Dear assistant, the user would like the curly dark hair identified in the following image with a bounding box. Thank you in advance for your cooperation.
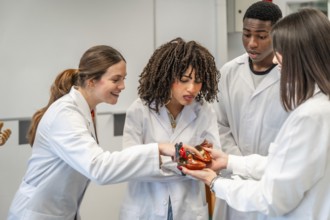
[244,1,282,25]
[138,37,220,113]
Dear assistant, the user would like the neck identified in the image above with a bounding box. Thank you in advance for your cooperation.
[77,86,96,110]
[165,102,183,119]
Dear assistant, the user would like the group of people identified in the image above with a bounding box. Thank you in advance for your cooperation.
[7,1,330,220]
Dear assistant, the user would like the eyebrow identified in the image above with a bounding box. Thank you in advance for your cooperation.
[243,28,269,33]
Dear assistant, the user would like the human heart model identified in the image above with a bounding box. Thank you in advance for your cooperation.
[175,140,212,170]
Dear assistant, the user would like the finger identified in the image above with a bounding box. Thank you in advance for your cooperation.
[203,147,212,152]
[0,129,11,145]
[183,145,203,157]
[180,166,191,176]
[3,129,11,138]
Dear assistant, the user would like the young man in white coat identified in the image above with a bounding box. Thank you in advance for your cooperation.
[212,2,289,220]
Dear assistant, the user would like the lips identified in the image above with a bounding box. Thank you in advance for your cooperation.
[111,92,120,97]
[183,95,195,102]
[248,51,259,60]
[249,52,259,60]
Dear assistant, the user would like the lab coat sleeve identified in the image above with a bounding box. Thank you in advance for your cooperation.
[213,108,329,216]
[200,103,222,151]
[48,105,160,185]
[213,65,242,156]
[227,154,267,180]
[122,100,182,181]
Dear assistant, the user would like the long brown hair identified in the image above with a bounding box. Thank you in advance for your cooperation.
[272,8,330,111]
[27,45,125,146]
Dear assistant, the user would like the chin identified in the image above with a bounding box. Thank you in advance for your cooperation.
[107,99,118,105]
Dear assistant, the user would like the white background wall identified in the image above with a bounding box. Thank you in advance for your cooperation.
[0,0,227,219]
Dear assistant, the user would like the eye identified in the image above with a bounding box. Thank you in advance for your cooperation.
[180,78,189,83]
[259,35,268,40]
[179,75,191,83]
[243,33,251,38]
[111,76,126,83]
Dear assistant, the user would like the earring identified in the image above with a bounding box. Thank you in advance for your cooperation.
[165,90,172,105]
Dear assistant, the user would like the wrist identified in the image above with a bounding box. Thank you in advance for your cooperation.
[209,175,222,193]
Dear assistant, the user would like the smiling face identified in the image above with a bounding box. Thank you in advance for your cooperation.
[86,60,127,108]
[242,18,274,69]
[167,65,202,113]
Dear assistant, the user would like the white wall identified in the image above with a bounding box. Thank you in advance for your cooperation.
[0,0,227,219]
[0,0,156,118]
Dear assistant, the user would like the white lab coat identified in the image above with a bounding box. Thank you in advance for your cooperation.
[119,98,221,220]
[8,87,161,220]
[213,53,289,220]
[213,88,330,219]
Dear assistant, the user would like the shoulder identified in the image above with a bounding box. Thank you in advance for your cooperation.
[220,53,248,73]
[47,94,78,118]
[193,101,215,116]
[126,98,150,115]
[296,93,330,118]
[41,95,85,132]
[284,93,330,131]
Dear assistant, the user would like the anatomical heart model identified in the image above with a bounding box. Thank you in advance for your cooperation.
[175,139,212,170]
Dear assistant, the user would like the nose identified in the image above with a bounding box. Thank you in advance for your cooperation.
[248,36,258,49]
[119,80,125,90]
[186,82,201,94]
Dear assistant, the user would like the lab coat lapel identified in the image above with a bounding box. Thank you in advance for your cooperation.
[157,107,174,136]
[253,68,280,97]
[238,56,255,90]
[172,104,196,140]
[157,104,197,140]
[69,87,98,142]
[238,54,280,98]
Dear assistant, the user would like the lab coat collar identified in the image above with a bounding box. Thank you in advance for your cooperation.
[253,67,280,97]
[157,102,198,141]
[174,103,197,135]
[69,87,92,122]
[68,87,96,140]
[237,53,280,98]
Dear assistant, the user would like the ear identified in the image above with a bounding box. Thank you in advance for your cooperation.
[87,79,96,88]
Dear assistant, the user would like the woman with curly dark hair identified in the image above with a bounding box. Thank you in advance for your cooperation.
[119,37,221,220]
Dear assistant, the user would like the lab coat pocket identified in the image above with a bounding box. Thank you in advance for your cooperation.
[8,180,37,219]
[23,210,69,220]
